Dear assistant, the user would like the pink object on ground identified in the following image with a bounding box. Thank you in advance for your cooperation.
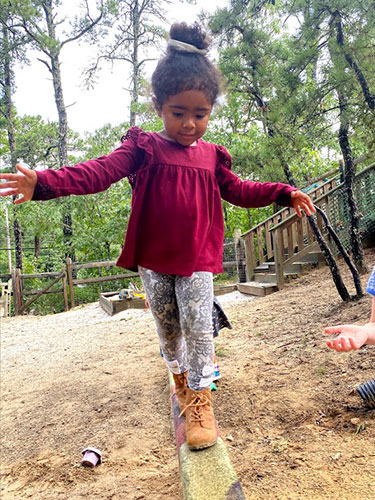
[81,447,102,468]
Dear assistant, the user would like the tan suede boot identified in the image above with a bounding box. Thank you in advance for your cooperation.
[179,388,217,450]
[172,372,188,410]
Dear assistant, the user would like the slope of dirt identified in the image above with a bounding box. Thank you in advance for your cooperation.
[1,248,374,500]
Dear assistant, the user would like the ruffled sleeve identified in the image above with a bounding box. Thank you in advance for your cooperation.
[32,127,149,201]
[215,144,295,208]
[122,127,154,188]
[216,145,232,171]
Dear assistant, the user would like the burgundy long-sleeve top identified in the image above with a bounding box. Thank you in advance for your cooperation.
[33,127,296,276]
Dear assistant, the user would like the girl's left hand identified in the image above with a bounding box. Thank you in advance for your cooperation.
[290,190,316,217]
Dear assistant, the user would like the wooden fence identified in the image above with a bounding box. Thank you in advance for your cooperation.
[1,228,244,316]
[0,259,140,316]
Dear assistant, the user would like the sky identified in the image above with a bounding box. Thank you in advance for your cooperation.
[13,0,229,136]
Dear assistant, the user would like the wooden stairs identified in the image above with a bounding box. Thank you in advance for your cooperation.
[238,244,326,296]
[236,161,375,298]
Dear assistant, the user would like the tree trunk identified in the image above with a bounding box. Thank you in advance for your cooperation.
[34,235,41,260]
[130,0,140,126]
[44,1,74,262]
[337,92,367,274]
[328,11,367,275]
[279,148,350,301]
[334,13,375,111]
[308,215,351,301]
[2,15,23,270]
[315,205,363,298]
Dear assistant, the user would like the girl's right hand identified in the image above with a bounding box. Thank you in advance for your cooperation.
[0,164,38,204]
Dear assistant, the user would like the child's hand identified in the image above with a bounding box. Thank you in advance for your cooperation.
[0,164,37,204]
[290,190,316,217]
[325,323,375,352]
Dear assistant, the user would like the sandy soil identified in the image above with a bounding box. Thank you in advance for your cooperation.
[1,248,375,500]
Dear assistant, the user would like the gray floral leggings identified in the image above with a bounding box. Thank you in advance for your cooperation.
[139,266,215,391]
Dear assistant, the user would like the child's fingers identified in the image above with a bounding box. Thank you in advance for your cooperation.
[0,181,19,189]
[348,337,358,350]
[301,203,312,216]
[0,173,20,182]
[0,189,18,197]
[14,196,26,205]
[325,325,345,334]
[294,205,302,217]
[327,337,349,352]
[337,337,352,352]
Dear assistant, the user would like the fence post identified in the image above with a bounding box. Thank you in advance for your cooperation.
[11,268,22,315]
[243,232,256,282]
[273,228,285,290]
[66,258,75,308]
[62,267,69,312]
[233,229,246,283]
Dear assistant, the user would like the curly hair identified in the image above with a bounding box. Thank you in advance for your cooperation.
[152,22,221,108]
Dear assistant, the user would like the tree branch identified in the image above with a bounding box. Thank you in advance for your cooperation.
[333,11,375,111]
[61,10,103,47]
[37,57,52,73]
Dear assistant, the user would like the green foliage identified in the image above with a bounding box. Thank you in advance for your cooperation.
[2,0,374,314]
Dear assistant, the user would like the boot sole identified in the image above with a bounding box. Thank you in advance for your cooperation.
[188,438,217,451]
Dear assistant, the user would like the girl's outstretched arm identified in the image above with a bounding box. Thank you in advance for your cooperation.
[325,323,375,352]
[0,164,37,204]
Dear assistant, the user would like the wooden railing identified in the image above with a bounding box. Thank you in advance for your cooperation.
[242,173,340,281]
[242,161,375,287]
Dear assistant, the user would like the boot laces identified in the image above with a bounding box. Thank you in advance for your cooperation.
[178,392,210,422]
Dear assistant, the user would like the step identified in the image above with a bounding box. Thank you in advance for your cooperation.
[255,259,318,275]
[253,272,300,284]
[254,262,275,273]
[299,251,326,265]
[213,284,238,296]
[237,281,278,296]
[290,261,318,273]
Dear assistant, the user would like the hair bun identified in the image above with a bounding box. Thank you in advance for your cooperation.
[169,22,210,52]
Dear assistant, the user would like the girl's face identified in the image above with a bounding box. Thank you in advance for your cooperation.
[156,90,212,146]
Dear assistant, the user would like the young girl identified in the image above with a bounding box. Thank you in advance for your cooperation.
[0,22,315,450]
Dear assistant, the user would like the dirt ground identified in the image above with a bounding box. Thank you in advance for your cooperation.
[1,248,375,500]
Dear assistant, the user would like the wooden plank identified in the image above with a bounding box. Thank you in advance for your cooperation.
[99,291,145,316]
[222,261,237,269]
[73,272,139,285]
[23,288,64,296]
[214,284,237,296]
[62,273,68,312]
[66,258,75,308]
[99,294,115,315]
[72,260,117,270]
[265,221,273,260]
[287,224,294,258]
[20,272,61,279]
[18,272,64,315]
[12,268,22,316]
[243,232,256,281]
[256,226,264,264]
[297,218,304,251]
[307,217,314,243]
[273,228,285,289]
